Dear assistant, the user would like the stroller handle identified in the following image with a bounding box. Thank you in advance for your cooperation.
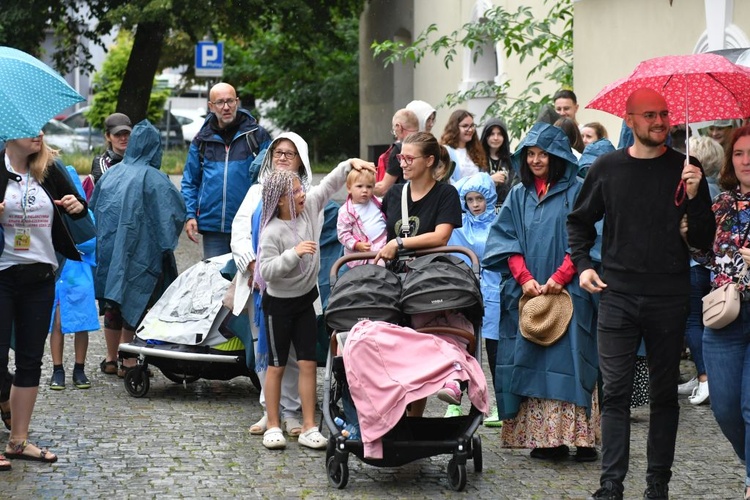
[329,245,481,288]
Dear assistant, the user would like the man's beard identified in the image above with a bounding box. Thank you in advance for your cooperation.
[634,128,666,148]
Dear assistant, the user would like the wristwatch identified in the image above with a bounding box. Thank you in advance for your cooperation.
[396,236,404,250]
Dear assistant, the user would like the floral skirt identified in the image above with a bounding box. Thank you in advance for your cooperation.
[501,389,601,449]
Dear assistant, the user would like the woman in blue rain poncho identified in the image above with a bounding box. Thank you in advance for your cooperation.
[482,122,599,462]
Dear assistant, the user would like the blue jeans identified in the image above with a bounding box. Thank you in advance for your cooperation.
[201,231,232,259]
[686,266,711,376]
[597,290,688,491]
[703,302,750,487]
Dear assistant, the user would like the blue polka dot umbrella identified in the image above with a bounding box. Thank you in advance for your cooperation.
[0,46,85,141]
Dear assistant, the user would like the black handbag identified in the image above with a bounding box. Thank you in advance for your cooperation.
[52,161,96,245]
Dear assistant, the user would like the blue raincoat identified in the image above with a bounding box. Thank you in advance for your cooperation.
[447,172,502,342]
[578,138,615,178]
[50,166,99,333]
[90,120,186,327]
[482,123,598,420]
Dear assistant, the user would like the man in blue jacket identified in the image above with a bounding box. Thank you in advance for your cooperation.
[181,82,271,258]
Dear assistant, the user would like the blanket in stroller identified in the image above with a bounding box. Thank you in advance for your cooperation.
[343,319,488,459]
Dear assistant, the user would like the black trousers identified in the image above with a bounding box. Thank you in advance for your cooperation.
[597,289,688,490]
[0,263,56,388]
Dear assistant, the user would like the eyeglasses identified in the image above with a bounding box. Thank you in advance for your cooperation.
[272,150,298,160]
[628,111,670,122]
[459,123,476,130]
[210,98,239,108]
[396,154,426,165]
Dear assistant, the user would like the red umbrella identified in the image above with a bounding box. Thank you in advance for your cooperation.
[586,53,750,206]
[586,53,750,125]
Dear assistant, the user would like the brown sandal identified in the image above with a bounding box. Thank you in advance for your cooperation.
[5,439,57,463]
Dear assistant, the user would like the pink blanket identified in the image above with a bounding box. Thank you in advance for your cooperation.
[343,320,488,459]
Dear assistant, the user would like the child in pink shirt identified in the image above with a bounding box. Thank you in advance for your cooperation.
[336,169,387,267]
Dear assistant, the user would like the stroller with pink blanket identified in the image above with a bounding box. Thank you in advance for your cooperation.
[322,246,486,491]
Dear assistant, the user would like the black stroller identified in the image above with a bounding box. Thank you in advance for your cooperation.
[322,246,485,491]
[118,254,261,397]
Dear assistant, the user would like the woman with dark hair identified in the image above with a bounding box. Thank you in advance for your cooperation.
[554,117,585,156]
[1,133,88,468]
[440,109,487,181]
[691,124,750,500]
[483,122,599,462]
[480,119,515,207]
[375,131,463,417]
[82,113,132,202]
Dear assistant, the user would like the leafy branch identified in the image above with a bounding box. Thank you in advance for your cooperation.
[371,0,573,140]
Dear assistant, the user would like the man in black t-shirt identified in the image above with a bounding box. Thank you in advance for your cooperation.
[374,109,418,197]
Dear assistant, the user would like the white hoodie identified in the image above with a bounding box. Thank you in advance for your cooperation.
[406,100,436,132]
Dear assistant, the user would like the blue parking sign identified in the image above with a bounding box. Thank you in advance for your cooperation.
[195,41,224,77]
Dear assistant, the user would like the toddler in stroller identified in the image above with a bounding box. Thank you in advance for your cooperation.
[323,247,488,491]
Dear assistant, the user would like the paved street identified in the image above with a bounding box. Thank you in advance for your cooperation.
[3,175,744,499]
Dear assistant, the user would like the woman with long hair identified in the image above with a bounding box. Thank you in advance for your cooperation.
[440,109,487,181]
[0,133,88,468]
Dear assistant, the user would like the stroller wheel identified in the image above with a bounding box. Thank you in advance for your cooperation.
[472,435,483,473]
[124,366,150,398]
[326,455,349,489]
[447,458,467,492]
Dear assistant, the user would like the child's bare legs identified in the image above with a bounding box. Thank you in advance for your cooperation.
[103,328,120,364]
[298,360,317,431]
[74,332,88,365]
[50,310,64,366]
[407,398,427,417]
[265,365,285,430]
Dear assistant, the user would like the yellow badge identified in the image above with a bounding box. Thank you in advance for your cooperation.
[13,228,31,251]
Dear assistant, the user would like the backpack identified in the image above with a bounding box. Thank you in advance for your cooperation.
[376,143,395,183]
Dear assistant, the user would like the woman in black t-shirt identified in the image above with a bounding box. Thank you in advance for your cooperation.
[376,132,462,262]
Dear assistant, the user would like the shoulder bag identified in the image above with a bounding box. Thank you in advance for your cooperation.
[702,213,750,329]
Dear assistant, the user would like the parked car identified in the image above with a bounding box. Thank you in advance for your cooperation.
[171,109,207,145]
[63,107,185,149]
[43,120,102,153]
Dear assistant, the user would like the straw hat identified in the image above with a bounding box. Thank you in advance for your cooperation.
[518,289,573,346]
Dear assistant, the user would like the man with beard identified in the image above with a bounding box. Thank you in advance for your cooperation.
[181,82,271,258]
[566,88,715,500]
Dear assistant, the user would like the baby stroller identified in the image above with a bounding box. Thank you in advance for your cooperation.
[322,246,485,491]
[118,254,261,397]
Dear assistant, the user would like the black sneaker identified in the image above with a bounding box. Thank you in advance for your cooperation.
[589,481,623,500]
[643,479,669,499]
[49,370,65,390]
[72,370,91,389]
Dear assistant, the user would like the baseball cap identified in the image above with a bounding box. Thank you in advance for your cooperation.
[105,113,132,134]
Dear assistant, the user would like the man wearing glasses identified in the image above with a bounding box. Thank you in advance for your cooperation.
[374,108,419,197]
[181,82,271,257]
[567,88,715,500]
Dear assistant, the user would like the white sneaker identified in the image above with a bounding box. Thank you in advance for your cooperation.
[688,381,710,405]
[677,377,698,395]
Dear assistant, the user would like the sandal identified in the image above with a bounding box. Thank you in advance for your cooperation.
[100,359,117,375]
[283,416,302,437]
[249,415,268,435]
[0,402,10,432]
[262,427,286,450]
[0,454,9,471]
[298,426,327,450]
[5,439,58,463]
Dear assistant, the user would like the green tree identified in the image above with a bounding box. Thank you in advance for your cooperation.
[371,0,573,139]
[224,11,359,162]
[0,0,365,127]
[85,31,169,130]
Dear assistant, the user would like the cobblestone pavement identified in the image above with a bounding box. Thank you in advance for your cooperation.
[3,176,743,499]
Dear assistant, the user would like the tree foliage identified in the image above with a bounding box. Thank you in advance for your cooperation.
[371,0,573,139]
[224,11,360,162]
[86,31,169,130]
[0,0,364,130]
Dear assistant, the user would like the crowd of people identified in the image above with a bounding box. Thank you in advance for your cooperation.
[1,80,749,500]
